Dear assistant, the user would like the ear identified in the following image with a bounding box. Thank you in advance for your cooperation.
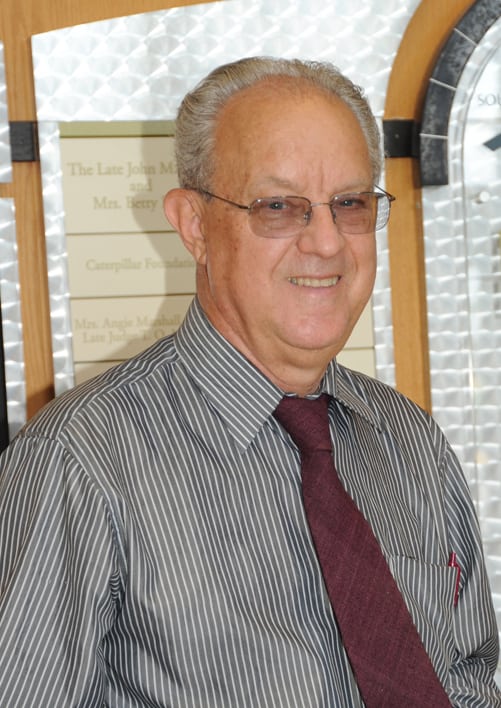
[163,188,207,265]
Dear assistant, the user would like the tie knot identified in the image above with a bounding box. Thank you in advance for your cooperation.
[273,393,332,453]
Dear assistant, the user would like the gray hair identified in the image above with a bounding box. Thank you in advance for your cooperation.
[174,56,382,190]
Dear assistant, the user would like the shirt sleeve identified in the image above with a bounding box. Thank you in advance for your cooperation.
[441,441,501,707]
[0,433,123,707]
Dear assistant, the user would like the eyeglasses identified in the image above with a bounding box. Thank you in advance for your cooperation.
[197,187,395,239]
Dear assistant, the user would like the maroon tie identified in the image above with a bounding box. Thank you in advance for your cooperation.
[274,394,450,707]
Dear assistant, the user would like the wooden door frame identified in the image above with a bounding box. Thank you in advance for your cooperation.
[384,0,474,411]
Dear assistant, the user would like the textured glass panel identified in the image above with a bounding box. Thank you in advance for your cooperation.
[0,41,22,439]
[423,17,501,682]
[0,199,25,435]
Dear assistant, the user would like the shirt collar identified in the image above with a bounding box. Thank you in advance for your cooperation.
[174,299,283,450]
[333,364,385,435]
[174,298,383,449]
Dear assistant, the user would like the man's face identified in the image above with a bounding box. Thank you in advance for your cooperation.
[193,81,377,390]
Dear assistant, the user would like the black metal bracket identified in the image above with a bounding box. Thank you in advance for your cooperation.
[9,120,40,162]
[383,119,421,159]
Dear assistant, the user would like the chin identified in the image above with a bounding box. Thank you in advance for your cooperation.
[288,333,345,357]
[291,321,350,349]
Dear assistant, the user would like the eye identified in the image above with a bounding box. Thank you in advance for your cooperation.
[253,197,300,221]
[251,197,309,228]
[263,198,293,212]
[335,194,368,209]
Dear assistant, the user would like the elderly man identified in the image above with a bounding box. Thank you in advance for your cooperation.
[0,56,499,706]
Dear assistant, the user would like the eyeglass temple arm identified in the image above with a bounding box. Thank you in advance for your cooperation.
[198,189,250,211]
[375,185,396,202]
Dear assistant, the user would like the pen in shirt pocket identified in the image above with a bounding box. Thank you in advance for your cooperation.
[448,552,461,607]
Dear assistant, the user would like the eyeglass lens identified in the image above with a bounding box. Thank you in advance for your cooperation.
[249,193,390,238]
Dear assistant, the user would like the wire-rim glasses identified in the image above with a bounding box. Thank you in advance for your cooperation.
[196,187,395,239]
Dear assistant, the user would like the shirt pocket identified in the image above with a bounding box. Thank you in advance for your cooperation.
[386,555,458,685]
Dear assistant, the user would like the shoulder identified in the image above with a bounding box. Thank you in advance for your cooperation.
[334,364,466,508]
[336,363,427,417]
[18,335,179,445]
[335,363,446,452]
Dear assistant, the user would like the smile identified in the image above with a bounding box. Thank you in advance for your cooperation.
[288,276,340,288]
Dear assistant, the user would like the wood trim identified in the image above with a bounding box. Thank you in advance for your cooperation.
[384,0,474,412]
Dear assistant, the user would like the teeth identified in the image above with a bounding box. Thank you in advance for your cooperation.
[288,276,339,287]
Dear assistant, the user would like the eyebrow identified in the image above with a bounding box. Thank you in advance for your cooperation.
[253,176,299,192]
[252,177,373,196]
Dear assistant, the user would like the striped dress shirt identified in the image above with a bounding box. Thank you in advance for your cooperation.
[0,297,499,707]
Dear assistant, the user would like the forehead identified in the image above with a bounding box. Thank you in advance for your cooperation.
[216,77,351,135]
[212,79,371,191]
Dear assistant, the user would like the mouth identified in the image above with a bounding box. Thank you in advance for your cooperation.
[288,276,340,288]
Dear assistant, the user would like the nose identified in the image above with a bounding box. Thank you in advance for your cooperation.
[296,202,345,257]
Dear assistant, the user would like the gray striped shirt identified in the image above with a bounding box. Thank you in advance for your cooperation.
[0,298,499,707]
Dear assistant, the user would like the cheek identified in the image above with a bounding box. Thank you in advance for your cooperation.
[202,208,294,298]
[204,229,255,300]
[353,240,377,281]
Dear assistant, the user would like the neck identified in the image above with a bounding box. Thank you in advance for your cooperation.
[196,287,336,396]
[206,314,332,396]
[260,359,328,397]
